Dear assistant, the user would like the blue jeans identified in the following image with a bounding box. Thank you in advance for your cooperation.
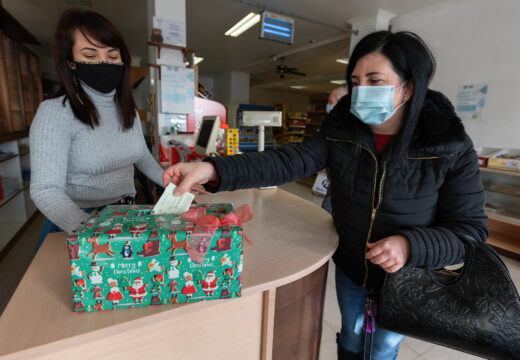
[36,205,107,252]
[336,266,405,359]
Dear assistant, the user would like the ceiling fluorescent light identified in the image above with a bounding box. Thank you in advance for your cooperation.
[336,58,349,64]
[225,12,261,37]
[290,85,306,89]
[330,80,346,85]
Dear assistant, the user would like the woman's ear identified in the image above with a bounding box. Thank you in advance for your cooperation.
[68,61,76,70]
[404,79,414,101]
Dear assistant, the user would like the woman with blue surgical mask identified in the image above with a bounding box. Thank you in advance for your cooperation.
[161,31,487,360]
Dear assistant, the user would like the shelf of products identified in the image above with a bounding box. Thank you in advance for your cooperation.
[274,112,307,147]
[305,94,328,138]
[0,137,36,254]
[481,166,520,259]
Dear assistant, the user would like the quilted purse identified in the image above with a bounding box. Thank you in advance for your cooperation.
[375,235,520,360]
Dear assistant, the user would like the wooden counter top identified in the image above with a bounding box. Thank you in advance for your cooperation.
[0,188,338,358]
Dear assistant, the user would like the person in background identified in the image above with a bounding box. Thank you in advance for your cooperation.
[326,86,348,114]
[322,86,348,212]
[161,30,488,359]
[30,9,164,251]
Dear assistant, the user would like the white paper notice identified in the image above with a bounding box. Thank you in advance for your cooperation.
[152,183,194,215]
[153,17,186,47]
[160,65,195,114]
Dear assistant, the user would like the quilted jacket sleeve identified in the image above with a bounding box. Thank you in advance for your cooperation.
[204,132,328,192]
[400,135,489,268]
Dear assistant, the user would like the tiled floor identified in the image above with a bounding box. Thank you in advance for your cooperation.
[279,181,520,360]
[2,182,519,359]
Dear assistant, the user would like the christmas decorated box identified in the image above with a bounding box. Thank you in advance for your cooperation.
[67,203,251,312]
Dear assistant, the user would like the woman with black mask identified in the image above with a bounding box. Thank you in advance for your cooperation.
[30,9,164,251]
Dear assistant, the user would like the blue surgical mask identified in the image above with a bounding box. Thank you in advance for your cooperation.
[350,82,407,125]
[326,104,334,114]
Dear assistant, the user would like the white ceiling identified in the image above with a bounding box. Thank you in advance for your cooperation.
[3,0,447,94]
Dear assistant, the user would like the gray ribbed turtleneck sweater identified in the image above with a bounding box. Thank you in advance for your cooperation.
[30,84,164,234]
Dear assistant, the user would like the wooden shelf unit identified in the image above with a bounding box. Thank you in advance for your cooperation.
[480,166,520,177]
[0,14,42,255]
[481,166,520,259]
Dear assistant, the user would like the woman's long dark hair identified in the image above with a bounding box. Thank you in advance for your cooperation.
[53,9,137,130]
[346,31,436,157]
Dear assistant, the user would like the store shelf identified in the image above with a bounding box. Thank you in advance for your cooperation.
[486,211,520,226]
[487,232,520,260]
[0,221,26,254]
[0,153,18,163]
[147,41,195,59]
[0,131,29,144]
[0,188,23,209]
[487,212,520,260]
[485,187,520,198]
[480,167,520,177]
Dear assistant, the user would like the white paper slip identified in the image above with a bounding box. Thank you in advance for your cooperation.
[151,183,195,215]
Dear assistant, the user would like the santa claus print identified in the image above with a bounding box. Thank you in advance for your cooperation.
[181,272,197,299]
[129,223,148,238]
[126,277,148,304]
[105,223,123,239]
[106,278,123,306]
[198,271,220,297]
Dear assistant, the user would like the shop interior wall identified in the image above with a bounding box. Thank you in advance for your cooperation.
[249,88,310,113]
[391,0,519,148]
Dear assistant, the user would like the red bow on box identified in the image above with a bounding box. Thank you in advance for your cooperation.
[180,204,253,263]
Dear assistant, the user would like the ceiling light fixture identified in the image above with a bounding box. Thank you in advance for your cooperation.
[336,58,349,64]
[330,80,346,85]
[290,85,306,89]
[225,12,261,37]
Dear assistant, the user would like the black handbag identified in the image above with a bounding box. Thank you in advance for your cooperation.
[374,235,520,360]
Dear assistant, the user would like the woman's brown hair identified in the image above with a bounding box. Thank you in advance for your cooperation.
[53,9,137,130]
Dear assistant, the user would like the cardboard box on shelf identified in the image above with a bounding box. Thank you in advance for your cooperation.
[476,147,502,167]
[488,148,520,172]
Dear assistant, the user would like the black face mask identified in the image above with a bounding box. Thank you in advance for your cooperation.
[74,61,124,94]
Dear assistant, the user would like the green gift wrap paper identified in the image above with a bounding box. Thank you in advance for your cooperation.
[67,204,246,312]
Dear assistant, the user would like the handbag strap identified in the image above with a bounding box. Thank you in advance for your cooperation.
[363,294,376,360]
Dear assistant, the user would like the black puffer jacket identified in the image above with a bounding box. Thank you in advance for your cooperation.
[207,90,488,289]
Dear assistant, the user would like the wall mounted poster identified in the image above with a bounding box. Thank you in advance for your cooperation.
[161,66,195,114]
[456,84,488,121]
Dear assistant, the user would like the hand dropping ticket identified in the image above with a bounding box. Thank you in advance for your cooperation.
[151,183,195,215]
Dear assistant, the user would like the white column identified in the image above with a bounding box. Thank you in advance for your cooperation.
[348,9,396,55]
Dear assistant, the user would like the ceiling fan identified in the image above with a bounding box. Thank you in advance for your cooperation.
[276,57,306,79]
